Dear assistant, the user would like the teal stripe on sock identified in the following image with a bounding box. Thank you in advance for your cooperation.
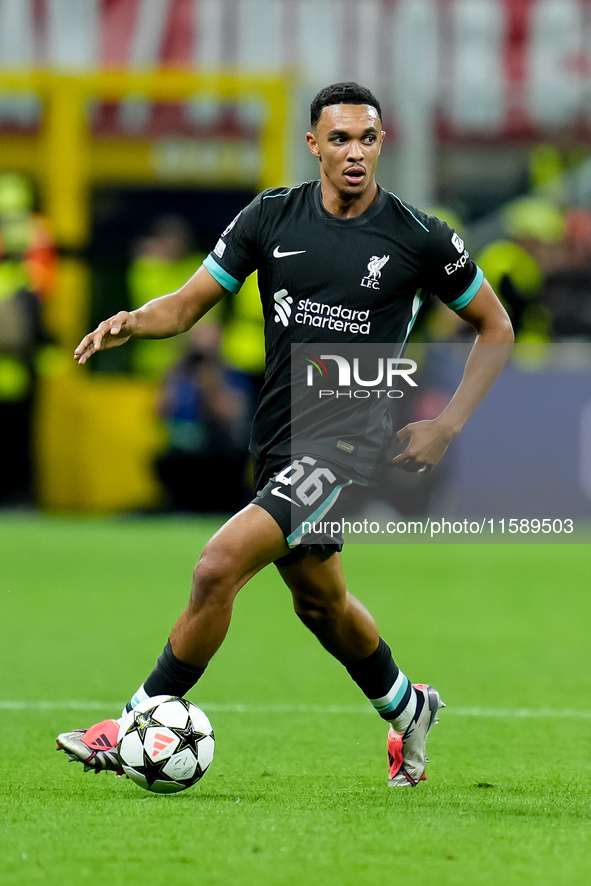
[373,675,410,714]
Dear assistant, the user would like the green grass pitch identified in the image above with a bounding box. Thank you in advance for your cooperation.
[1,514,590,886]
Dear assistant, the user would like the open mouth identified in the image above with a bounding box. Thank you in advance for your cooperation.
[344,167,366,185]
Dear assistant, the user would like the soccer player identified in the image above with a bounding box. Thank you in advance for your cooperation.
[57,83,514,786]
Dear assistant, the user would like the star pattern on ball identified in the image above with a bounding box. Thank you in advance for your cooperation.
[141,745,188,788]
[173,720,205,751]
[131,707,163,742]
[137,701,203,788]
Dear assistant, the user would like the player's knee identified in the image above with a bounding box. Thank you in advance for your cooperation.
[190,547,238,607]
[292,593,342,631]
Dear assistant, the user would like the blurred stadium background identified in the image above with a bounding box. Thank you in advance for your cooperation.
[0,0,590,517]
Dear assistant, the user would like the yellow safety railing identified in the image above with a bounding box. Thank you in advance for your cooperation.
[0,69,290,248]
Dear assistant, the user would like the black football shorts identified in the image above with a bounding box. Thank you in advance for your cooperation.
[252,454,368,563]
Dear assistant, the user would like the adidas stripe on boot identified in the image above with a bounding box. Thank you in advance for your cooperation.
[56,719,123,774]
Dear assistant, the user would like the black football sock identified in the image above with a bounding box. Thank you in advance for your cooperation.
[124,640,206,713]
[346,637,418,730]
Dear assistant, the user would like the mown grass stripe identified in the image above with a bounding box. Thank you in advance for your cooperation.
[3,700,591,719]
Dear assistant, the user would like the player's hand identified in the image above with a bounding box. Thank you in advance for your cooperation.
[389,419,455,474]
[74,312,137,364]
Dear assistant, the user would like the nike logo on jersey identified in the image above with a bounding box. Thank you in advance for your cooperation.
[271,486,301,506]
[273,246,306,259]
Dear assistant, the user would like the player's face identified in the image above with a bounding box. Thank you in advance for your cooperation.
[306,104,385,209]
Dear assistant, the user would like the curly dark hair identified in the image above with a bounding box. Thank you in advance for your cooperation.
[310,82,382,128]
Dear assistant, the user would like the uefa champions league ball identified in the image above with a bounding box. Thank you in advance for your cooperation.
[117,695,215,794]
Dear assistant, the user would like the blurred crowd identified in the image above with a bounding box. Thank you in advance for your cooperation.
[423,138,591,344]
[126,213,264,514]
[422,195,591,345]
[0,173,56,506]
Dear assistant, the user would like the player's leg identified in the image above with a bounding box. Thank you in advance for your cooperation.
[276,549,379,663]
[277,550,444,786]
[56,504,288,771]
[277,551,418,724]
[167,504,288,665]
[127,503,288,701]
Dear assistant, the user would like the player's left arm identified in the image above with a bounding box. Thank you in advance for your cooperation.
[391,278,514,473]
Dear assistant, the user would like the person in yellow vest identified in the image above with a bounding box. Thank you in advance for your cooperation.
[529,132,590,203]
[476,197,566,342]
[219,270,265,383]
[127,215,209,378]
[218,269,266,492]
[0,173,56,505]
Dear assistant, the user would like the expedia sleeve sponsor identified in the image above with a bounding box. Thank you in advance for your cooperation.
[420,215,483,310]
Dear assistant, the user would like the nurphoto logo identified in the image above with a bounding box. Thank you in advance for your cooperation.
[305,352,418,399]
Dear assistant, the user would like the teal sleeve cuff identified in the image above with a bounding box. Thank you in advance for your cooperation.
[203,255,242,294]
[446,266,484,311]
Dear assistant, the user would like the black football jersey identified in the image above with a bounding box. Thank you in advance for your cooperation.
[203,181,483,476]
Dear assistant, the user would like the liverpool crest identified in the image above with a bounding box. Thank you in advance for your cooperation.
[361,254,390,289]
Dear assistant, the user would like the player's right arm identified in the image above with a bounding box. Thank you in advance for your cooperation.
[74,265,226,365]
